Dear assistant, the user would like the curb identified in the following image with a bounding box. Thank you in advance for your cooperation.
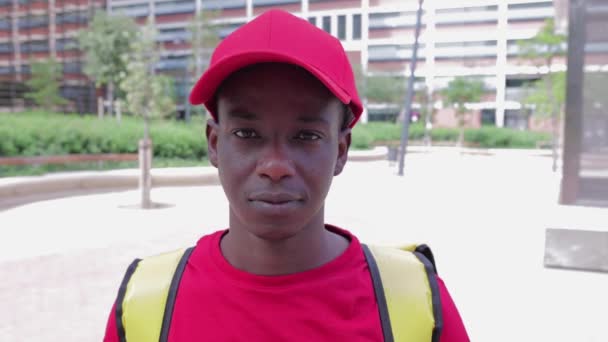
[0,146,553,207]
[0,147,388,206]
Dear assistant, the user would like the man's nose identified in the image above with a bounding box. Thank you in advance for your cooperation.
[256,143,296,182]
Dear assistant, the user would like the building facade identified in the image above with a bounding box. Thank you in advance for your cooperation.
[2,0,570,129]
[0,0,106,113]
[107,0,565,128]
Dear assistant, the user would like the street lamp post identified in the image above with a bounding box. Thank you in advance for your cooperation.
[397,0,424,176]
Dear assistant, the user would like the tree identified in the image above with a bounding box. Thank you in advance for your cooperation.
[24,58,68,111]
[119,18,176,209]
[366,75,406,105]
[120,18,176,138]
[517,18,567,171]
[415,84,435,145]
[442,77,484,146]
[78,11,138,117]
[186,10,221,119]
[524,71,566,122]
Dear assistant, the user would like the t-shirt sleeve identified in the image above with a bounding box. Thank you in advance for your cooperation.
[437,276,470,342]
[103,302,119,342]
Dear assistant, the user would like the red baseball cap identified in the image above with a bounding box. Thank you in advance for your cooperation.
[189,9,363,127]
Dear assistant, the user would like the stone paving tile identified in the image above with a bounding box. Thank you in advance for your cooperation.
[1,156,607,342]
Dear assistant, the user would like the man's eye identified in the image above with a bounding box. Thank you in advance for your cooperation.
[296,131,321,141]
[233,129,259,139]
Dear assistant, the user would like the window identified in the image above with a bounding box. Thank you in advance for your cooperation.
[0,19,10,30]
[481,109,496,126]
[436,5,498,14]
[308,17,317,26]
[337,15,346,40]
[253,0,299,5]
[352,14,361,40]
[18,15,48,29]
[63,62,82,73]
[203,0,245,10]
[21,40,48,53]
[322,16,331,33]
[156,0,195,15]
[0,43,11,53]
[57,11,89,24]
[57,38,78,51]
[508,1,552,10]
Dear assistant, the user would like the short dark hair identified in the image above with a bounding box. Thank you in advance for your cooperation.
[341,105,354,131]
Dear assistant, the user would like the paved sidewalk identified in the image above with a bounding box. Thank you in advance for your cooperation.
[1,152,607,342]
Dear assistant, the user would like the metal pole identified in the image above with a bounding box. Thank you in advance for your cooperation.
[184,61,191,122]
[397,0,424,176]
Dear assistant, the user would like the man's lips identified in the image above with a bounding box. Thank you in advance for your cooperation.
[248,192,302,204]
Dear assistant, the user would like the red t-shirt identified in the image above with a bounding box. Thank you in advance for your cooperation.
[104,226,469,341]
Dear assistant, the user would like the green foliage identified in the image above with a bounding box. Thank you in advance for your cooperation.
[365,76,406,104]
[120,19,176,122]
[186,11,221,118]
[77,11,138,88]
[442,77,484,116]
[24,58,68,110]
[524,71,566,118]
[188,10,220,75]
[350,122,549,149]
[351,63,407,106]
[464,126,550,148]
[517,18,567,63]
[0,112,207,160]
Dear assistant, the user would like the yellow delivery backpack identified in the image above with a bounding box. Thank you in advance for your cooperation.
[114,244,442,342]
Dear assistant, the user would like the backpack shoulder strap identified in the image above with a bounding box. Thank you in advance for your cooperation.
[362,244,443,342]
[115,247,194,342]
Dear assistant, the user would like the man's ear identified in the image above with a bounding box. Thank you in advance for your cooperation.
[206,119,219,168]
[334,128,351,176]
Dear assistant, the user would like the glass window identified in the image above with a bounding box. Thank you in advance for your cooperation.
[322,16,331,33]
[337,15,346,40]
[0,19,10,30]
[352,14,362,40]
[308,17,316,26]
[0,43,12,53]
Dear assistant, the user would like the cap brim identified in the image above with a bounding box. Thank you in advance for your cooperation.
[189,51,352,110]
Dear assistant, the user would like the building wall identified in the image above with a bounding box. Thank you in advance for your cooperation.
[2,0,576,124]
[0,0,105,113]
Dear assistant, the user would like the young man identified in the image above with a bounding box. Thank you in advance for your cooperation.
[104,10,469,342]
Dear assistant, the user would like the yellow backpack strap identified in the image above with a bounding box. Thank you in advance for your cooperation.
[362,244,443,342]
[115,247,194,342]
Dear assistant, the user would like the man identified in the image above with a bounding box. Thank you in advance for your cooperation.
[104,10,469,341]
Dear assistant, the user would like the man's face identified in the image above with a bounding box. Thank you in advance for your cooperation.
[206,63,351,241]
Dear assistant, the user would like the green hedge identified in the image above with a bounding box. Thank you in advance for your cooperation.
[0,111,207,159]
[0,113,551,162]
[352,122,550,149]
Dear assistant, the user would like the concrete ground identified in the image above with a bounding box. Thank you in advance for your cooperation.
[1,150,607,341]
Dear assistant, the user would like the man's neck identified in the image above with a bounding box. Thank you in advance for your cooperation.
[220,219,349,276]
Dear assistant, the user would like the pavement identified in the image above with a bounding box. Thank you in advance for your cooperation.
[1,148,607,342]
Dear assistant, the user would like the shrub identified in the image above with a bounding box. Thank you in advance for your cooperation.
[0,112,207,159]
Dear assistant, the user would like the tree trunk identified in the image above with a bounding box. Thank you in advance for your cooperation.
[552,109,559,172]
[457,113,465,147]
[140,109,152,209]
[106,81,114,118]
[545,73,558,172]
